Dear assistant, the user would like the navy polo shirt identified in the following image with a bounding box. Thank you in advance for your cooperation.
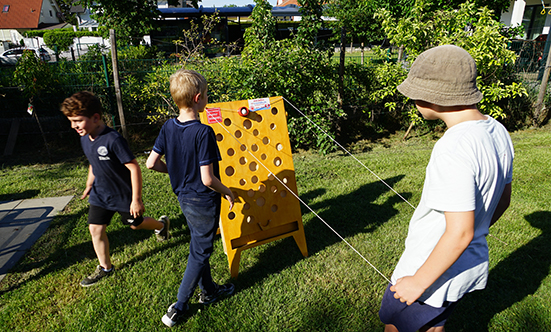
[81,126,135,211]
[152,119,221,205]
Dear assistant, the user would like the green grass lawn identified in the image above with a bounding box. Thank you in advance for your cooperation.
[0,125,550,331]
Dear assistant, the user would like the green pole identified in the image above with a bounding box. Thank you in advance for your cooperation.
[102,55,110,87]
[102,54,117,128]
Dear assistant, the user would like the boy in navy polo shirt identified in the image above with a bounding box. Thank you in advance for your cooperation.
[61,91,170,287]
[146,69,235,327]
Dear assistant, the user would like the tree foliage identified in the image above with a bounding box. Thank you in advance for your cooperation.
[242,0,276,55]
[77,0,196,45]
[296,0,325,49]
[376,0,527,120]
[13,51,56,101]
[41,30,101,52]
[324,0,381,44]
[56,0,78,25]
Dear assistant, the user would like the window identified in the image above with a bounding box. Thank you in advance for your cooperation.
[523,5,548,40]
[2,5,9,12]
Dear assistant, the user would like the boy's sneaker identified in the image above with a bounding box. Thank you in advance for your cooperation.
[162,302,186,327]
[156,215,170,241]
[198,283,235,304]
[80,265,114,287]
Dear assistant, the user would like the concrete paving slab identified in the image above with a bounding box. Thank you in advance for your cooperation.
[0,196,74,282]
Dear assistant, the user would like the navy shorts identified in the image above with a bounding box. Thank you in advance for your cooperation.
[88,204,144,227]
[379,283,458,332]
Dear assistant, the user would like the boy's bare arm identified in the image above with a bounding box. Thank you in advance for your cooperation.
[391,210,475,305]
[125,159,145,218]
[200,163,234,210]
[146,150,168,173]
[490,182,512,227]
[81,164,95,199]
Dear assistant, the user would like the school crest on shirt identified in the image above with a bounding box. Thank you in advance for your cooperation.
[97,146,110,160]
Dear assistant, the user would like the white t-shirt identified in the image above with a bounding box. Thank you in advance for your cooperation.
[391,116,514,307]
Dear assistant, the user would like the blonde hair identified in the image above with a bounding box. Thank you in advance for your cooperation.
[169,69,207,109]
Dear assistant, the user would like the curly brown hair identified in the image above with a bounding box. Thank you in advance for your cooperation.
[60,91,103,118]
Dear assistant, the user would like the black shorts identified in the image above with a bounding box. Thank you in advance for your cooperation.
[88,204,144,227]
[379,283,458,332]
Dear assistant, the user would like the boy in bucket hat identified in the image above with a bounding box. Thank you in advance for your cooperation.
[378,45,514,332]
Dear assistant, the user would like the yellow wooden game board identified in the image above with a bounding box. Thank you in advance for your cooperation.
[199,96,308,278]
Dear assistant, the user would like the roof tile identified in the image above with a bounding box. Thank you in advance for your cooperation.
[0,0,44,29]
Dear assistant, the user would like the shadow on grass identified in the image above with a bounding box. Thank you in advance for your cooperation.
[0,190,40,202]
[0,206,190,295]
[233,175,410,288]
[448,210,551,332]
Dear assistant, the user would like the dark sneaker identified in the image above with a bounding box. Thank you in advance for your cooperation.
[198,283,235,304]
[162,302,186,327]
[80,265,114,287]
[156,215,170,241]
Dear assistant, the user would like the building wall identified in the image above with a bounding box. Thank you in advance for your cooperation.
[501,0,551,39]
[40,0,61,25]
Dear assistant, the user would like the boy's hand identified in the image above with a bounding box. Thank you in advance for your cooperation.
[225,192,235,210]
[130,200,145,218]
[80,186,92,200]
[390,276,425,306]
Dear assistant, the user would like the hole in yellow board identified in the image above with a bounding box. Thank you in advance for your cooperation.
[256,197,265,206]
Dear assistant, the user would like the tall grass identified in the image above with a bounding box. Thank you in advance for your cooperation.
[0,126,550,331]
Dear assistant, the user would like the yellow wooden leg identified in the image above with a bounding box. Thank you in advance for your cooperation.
[226,247,242,278]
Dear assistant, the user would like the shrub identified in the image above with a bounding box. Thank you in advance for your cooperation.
[376,0,528,124]
[43,30,102,52]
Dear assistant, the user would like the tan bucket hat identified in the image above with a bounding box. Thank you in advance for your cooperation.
[397,45,483,107]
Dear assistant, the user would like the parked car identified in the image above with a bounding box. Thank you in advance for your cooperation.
[0,47,51,66]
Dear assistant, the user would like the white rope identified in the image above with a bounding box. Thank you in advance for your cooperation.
[282,97,416,210]
[280,97,509,247]
[213,107,391,283]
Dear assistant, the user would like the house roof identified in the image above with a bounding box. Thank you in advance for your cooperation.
[0,0,44,29]
[276,0,299,6]
[159,5,302,19]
